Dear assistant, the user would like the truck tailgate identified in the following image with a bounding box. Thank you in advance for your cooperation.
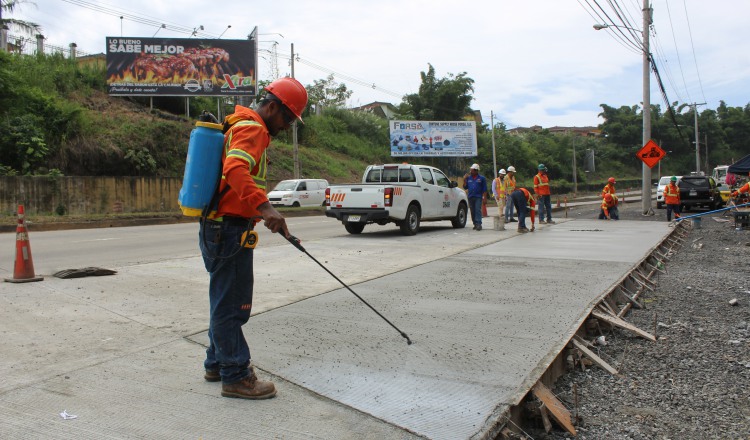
[328,185,388,209]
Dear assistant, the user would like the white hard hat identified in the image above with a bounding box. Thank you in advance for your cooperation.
[470,163,480,170]
[507,166,516,172]
[499,169,506,175]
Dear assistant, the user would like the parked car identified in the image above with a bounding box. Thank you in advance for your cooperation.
[656,175,682,209]
[678,174,723,211]
[267,179,329,207]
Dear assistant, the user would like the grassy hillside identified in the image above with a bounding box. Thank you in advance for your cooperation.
[0,51,660,189]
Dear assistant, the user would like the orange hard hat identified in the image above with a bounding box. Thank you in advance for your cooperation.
[604,193,613,202]
[264,77,308,122]
[608,177,616,184]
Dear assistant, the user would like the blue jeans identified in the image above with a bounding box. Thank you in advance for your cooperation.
[199,219,254,384]
[468,197,483,226]
[538,195,552,221]
[666,204,681,221]
[505,194,515,219]
[511,190,529,228]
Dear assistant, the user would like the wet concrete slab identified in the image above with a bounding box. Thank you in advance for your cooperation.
[236,220,672,439]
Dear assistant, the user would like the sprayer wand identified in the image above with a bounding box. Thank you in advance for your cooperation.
[284,234,412,345]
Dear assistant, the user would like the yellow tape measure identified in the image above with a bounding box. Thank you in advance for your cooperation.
[240,230,259,248]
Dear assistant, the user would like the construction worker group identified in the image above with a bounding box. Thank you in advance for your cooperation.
[487,163,555,233]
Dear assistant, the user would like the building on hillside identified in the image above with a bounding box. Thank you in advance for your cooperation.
[76,53,106,69]
[466,110,483,126]
[353,102,483,126]
[352,101,399,119]
[507,125,601,137]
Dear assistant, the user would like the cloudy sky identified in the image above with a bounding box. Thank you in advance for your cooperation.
[9,0,750,128]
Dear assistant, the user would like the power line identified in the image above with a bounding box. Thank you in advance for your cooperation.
[681,0,707,104]
[663,0,691,103]
[60,0,215,38]
[578,0,642,54]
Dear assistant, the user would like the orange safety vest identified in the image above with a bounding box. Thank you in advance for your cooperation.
[602,183,615,198]
[518,187,537,224]
[533,172,551,196]
[504,175,516,193]
[663,183,680,205]
[494,177,506,197]
[601,195,618,216]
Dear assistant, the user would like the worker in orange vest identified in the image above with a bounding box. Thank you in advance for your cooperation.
[663,176,681,221]
[602,177,616,199]
[731,171,750,199]
[492,169,507,219]
[510,187,536,233]
[599,194,619,220]
[533,164,555,224]
[504,166,517,222]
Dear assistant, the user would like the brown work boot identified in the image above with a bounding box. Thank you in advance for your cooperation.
[221,370,276,400]
[204,369,221,382]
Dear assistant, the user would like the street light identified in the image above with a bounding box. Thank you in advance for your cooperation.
[218,25,232,39]
[152,24,166,38]
[594,0,653,215]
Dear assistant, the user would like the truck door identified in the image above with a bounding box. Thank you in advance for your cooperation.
[432,169,456,216]
[418,167,441,218]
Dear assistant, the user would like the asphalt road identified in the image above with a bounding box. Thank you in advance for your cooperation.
[0,216,345,276]
[0,216,464,278]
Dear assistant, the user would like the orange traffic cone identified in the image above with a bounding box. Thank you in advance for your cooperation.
[4,205,43,283]
[482,199,488,217]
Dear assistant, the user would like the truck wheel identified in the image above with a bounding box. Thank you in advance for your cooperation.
[656,202,663,209]
[292,201,300,207]
[344,222,365,234]
[400,205,420,236]
[452,202,467,228]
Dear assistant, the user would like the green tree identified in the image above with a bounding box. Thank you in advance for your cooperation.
[399,64,474,121]
[306,74,353,112]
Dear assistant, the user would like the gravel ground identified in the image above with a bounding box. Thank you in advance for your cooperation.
[527,200,750,440]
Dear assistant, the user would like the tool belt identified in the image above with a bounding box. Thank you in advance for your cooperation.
[201,216,258,250]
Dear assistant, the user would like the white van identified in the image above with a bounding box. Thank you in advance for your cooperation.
[267,179,329,207]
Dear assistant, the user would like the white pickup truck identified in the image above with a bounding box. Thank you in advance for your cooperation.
[325,164,468,235]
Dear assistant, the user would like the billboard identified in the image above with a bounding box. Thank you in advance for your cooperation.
[106,37,256,97]
[390,120,477,157]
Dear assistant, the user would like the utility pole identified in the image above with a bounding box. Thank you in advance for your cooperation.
[640,0,653,215]
[572,138,578,194]
[704,133,708,172]
[490,111,497,178]
[690,102,706,173]
[291,43,299,179]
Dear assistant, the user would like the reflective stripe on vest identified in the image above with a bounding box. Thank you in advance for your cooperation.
[665,185,679,197]
[534,174,549,187]
[520,188,536,210]
[495,177,506,195]
[223,120,268,189]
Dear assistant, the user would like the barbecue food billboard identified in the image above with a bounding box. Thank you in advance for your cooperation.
[106,37,256,97]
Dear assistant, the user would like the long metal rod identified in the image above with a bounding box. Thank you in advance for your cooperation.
[284,235,412,345]
[675,202,750,222]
